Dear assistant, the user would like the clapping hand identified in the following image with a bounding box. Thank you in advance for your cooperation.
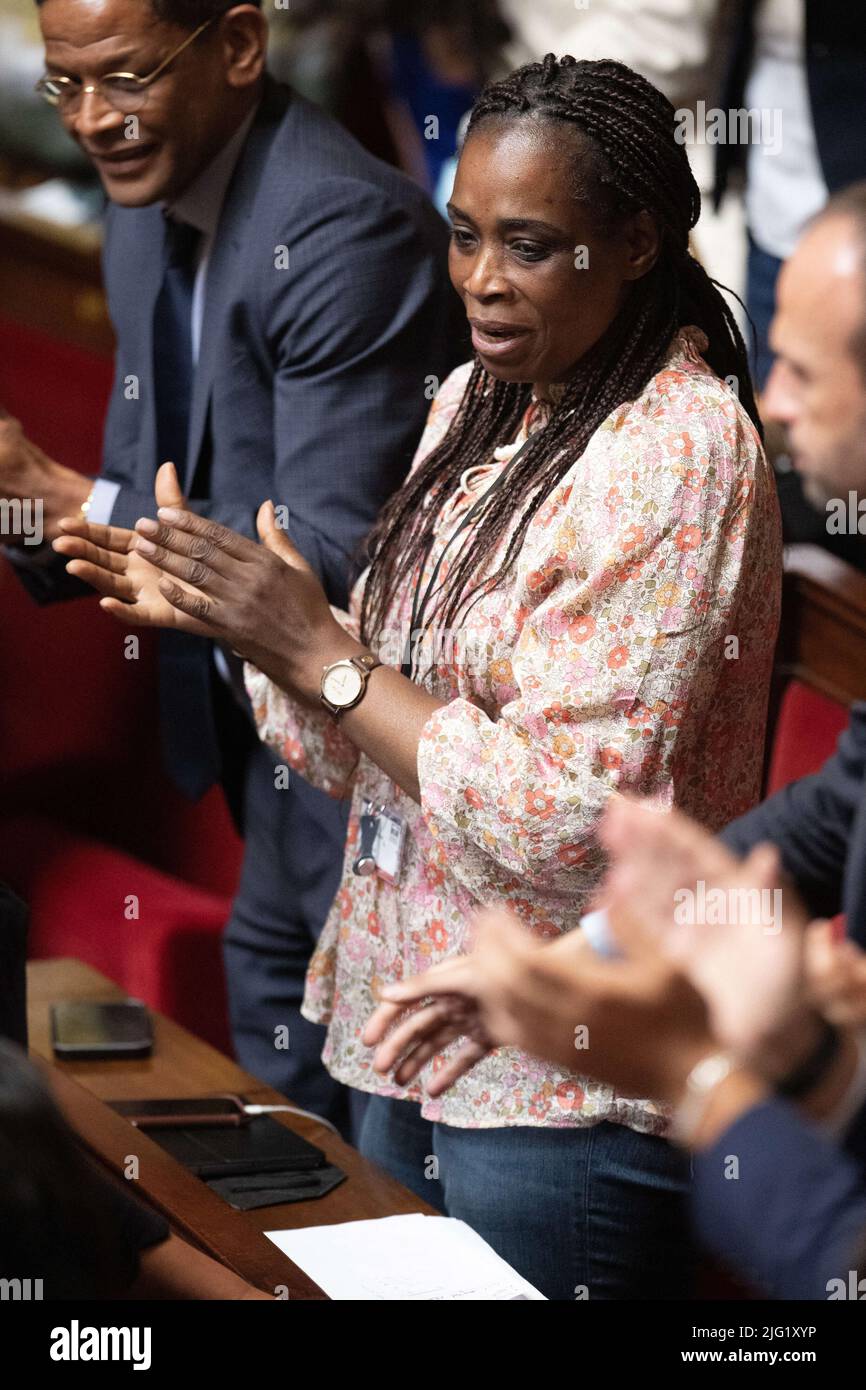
[599,797,812,1076]
[0,408,92,544]
[363,905,714,1102]
[363,908,541,1094]
[53,462,204,630]
[53,462,345,699]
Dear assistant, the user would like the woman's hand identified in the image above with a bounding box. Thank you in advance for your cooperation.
[128,498,345,698]
[55,515,210,631]
[52,464,350,701]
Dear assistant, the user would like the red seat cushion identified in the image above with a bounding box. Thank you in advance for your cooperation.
[0,814,232,1055]
[767,682,849,940]
[767,680,849,796]
[0,315,243,1053]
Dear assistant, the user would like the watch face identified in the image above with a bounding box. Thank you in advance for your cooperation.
[322,662,364,708]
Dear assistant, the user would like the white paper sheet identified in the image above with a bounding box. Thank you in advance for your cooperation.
[265,1213,547,1300]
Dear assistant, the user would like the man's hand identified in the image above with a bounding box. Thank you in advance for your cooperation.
[599,797,815,1080]
[806,919,866,1030]
[0,410,91,545]
[362,911,535,1093]
[52,463,210,632]
[364,906,716,1101]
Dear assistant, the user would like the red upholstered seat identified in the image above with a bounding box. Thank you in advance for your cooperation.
[764,680,849,941]
[765,680,849,797]
[0,316,242,1051]
[2,815,233,1056]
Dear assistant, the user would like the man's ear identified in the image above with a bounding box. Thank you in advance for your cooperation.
[622,209,661,282]
[220,5,269,91]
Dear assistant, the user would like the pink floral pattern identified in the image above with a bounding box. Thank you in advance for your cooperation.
[246,329,782,1132]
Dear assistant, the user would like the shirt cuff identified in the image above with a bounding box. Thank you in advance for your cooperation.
[3,476,116,571]
[87,477,121,526]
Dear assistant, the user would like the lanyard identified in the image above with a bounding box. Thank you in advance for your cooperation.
[400,432,537,680]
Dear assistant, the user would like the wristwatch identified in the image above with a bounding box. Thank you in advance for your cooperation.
[320,651,382,717]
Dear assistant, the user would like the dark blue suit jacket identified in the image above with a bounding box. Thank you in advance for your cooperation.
[698,705,866,1296]
[693,1097,866,1299]
[21,78,464,613]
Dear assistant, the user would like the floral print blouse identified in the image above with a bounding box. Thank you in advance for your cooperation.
[245,328,782,1132]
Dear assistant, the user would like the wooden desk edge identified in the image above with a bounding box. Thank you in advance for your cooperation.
[38,1061,328,1300]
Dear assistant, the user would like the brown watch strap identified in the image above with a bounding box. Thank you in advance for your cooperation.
[351,653,382,676]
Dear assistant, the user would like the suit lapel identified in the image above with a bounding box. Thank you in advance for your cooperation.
[184,88,290,493]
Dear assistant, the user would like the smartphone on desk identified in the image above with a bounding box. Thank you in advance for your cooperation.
[110,1096,250,1129]
[50,999,153,1060]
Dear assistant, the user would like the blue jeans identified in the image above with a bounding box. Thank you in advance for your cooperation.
[357,1094,695,1300]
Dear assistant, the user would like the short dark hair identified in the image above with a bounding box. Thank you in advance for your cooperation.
[35,0,261,27]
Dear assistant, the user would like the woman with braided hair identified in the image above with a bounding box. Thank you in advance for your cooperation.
[56,54,781,1298]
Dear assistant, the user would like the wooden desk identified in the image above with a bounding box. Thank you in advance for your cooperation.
[27,958,435,1299]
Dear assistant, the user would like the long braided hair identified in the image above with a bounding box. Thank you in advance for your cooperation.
[360,54,760,652]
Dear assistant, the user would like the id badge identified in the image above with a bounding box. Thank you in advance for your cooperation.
[372,806,406,885]
[352,801,406,884]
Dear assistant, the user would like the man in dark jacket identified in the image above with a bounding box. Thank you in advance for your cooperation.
[0,0,462,1131]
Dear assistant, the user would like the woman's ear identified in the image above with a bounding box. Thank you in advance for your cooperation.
[622,209,661,282]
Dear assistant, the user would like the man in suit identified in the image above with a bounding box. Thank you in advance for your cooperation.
[0,0,462,1131]
[714,0,866,568]
[717,179,866,940]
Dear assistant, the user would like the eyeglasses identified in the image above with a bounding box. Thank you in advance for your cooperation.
[35,16,218,115]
